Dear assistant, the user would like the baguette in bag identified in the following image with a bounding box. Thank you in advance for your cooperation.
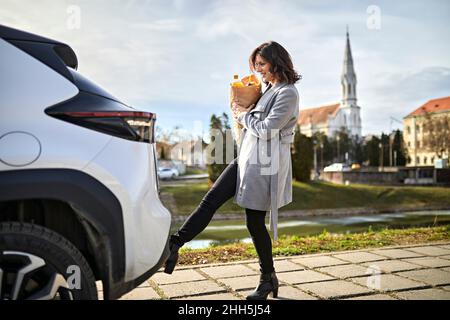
[229,74,262,144]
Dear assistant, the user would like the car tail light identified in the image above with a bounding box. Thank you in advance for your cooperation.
[45,92,156,143]
[57,111,156,143]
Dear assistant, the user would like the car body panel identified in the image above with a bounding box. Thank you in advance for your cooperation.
[0,28,172,297]
[0,38,111,171]
[83,139,171,281]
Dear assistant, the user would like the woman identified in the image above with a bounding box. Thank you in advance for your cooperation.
[164,41,300,300]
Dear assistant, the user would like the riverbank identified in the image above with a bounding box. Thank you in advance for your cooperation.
[177,225,450,265]
[161,179,450,221]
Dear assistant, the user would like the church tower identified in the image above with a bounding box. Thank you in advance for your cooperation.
[341,27,357,106]
[339,27,362,138]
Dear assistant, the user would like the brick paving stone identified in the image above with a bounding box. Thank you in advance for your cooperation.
[200,264,257,279]
[270,286,318,300]
[239,286,318,300]
[396,269,450,286]
[138,280,151,287]
[291,255,349,268]
[96,281,103,292]
[370,249,423,259]
[404,246,450,257]
[160,280,226,298]
[218,275,261,291]
[361,260,422,273]
[318,264,370,279]
[247,260,304,272]
[344,294,397,300]
[152,269,206,285]
[178,293,241,300]
[97,243,450,300]
[350,274,425,292]
[120,286,161,300]
[393,288,450,300]
[333,252,386,263]
[277,270,334,284]
[403,257,450,268]
[297,280,373,299]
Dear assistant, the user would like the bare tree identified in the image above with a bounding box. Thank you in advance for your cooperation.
[422,112,450,159]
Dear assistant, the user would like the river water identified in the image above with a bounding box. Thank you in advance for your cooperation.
[170,210,450,249]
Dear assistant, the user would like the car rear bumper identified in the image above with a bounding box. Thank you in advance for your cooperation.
[106,231,170,300]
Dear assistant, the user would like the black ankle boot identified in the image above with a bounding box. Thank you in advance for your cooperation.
[164,236,182,274]
[246,272,279,300]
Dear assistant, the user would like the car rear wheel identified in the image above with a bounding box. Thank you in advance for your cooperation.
[0,222,98,300]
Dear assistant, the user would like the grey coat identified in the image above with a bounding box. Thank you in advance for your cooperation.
[234,82,299,240]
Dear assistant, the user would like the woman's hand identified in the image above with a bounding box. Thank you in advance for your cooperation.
[231,102,253,120]
[231,102,245,120]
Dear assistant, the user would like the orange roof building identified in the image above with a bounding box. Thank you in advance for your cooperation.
[405,96,450,118]
[403,96,450,167]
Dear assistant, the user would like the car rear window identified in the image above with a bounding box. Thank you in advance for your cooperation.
[67,68,124,104]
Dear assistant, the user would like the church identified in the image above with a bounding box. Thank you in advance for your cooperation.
[298,29,362,139]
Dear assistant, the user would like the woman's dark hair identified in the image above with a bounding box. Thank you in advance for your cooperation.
[249,41,301,85]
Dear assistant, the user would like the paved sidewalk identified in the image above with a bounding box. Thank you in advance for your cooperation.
[99,242,450,300]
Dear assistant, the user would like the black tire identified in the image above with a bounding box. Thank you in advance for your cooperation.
[0,222,98,300]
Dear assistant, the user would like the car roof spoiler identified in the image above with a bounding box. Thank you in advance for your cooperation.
[0,24,78,70]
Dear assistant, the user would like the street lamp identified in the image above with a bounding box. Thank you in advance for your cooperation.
[379,142,384,171]
[313,139,318,179]
[336,135,340,163]
[389,133,395,167]
[320,142,324,170]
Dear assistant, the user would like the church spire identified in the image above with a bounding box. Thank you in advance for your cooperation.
[341,26,357,106]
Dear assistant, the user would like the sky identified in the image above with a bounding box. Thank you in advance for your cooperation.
[1,0,449,141]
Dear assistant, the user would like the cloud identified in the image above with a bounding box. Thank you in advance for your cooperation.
[360,66,450,134]
[1,0,449,138]
[130,19,184,32]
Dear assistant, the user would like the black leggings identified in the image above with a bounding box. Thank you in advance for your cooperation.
[172,158,274,274]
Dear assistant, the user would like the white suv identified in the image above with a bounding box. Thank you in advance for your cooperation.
[323,163,351,172]
[157,167,179,180]
[0,25,172,300]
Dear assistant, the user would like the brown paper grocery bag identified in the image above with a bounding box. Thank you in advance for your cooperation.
[229,74,262,144]
[230,74,262,108]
